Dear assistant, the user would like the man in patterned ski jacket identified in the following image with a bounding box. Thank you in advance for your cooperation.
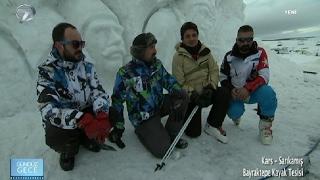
[109,32,189,158]
[36,23,111,171]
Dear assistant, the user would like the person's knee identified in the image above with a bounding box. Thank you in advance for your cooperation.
[178,95,190,115]
[46,137,80,155]
[153,150,166,159]
[170,90,190,111]
[151,142,170,158]
[257,85,277,107]
[227,105,244,120]
[180,91,190,106]
[228,111,243,120]
[45,123,81,154]
[255,86,277,117]
[257,85,276,99]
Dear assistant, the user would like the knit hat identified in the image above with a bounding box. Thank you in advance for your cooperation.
[130,32,157,60]
[180,22,199,40]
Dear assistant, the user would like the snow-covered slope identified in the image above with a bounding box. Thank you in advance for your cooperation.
[0,0,319,180]
[1,43,319,180]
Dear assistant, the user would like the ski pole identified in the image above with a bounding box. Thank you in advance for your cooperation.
[155,106,199,172]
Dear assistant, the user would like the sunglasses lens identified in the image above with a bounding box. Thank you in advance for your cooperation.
[71,41,85,49]
[61,40,85,49]
[72,41,80,49]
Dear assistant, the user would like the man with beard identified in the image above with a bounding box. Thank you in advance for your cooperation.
[36,23,111,171]
[172,22,230,144]
[220,25,277,145]
[109,32,189,158]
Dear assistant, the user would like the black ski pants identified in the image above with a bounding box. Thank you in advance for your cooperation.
[184,86,231,138]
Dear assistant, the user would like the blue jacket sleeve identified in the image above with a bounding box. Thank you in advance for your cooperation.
[160,63,182,93]
[111,69,126,129]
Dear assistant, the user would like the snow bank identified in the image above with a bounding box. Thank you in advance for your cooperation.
[2,1,320,180]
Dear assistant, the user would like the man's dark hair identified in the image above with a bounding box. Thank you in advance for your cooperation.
[180,22,199,40]
[52,22,76,43]
[130,32,157,60]
[237,25,254,34]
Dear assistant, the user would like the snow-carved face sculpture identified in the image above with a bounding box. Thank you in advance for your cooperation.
[0,0,244,117]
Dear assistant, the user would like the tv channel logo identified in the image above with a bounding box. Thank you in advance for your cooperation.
[285,9,297,15]
[10,158,44,179]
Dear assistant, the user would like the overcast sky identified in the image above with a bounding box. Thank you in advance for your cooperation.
[243,0,320,39]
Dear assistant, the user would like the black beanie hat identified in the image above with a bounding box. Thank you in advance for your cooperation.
[130,32,157,60]
[180,22,199,40]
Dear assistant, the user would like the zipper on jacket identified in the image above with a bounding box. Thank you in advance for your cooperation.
[78,77,87,102]
[83,88,86,102]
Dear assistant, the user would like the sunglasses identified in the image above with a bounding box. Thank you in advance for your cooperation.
[61,40,86,49]
[237,37,254,43]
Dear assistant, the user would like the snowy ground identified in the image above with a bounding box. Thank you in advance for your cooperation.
[1,47,319,180]
[1,0,320,180]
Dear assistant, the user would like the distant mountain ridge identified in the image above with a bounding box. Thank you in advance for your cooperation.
[262,36,317,41]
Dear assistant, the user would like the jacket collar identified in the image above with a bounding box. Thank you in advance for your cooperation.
[47,48,82,70]
[132,57,158,68]
[231,41,258,59]
[180,41,202,55]
[175,41,210,59]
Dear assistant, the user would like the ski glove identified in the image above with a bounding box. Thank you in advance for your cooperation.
[169,89,188,122]
[198,86,214,107]
[191,90,211,108]
[95,112,112,143]
[78,113,110,143]
[109,127,125,149]
[190,91,200,103]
